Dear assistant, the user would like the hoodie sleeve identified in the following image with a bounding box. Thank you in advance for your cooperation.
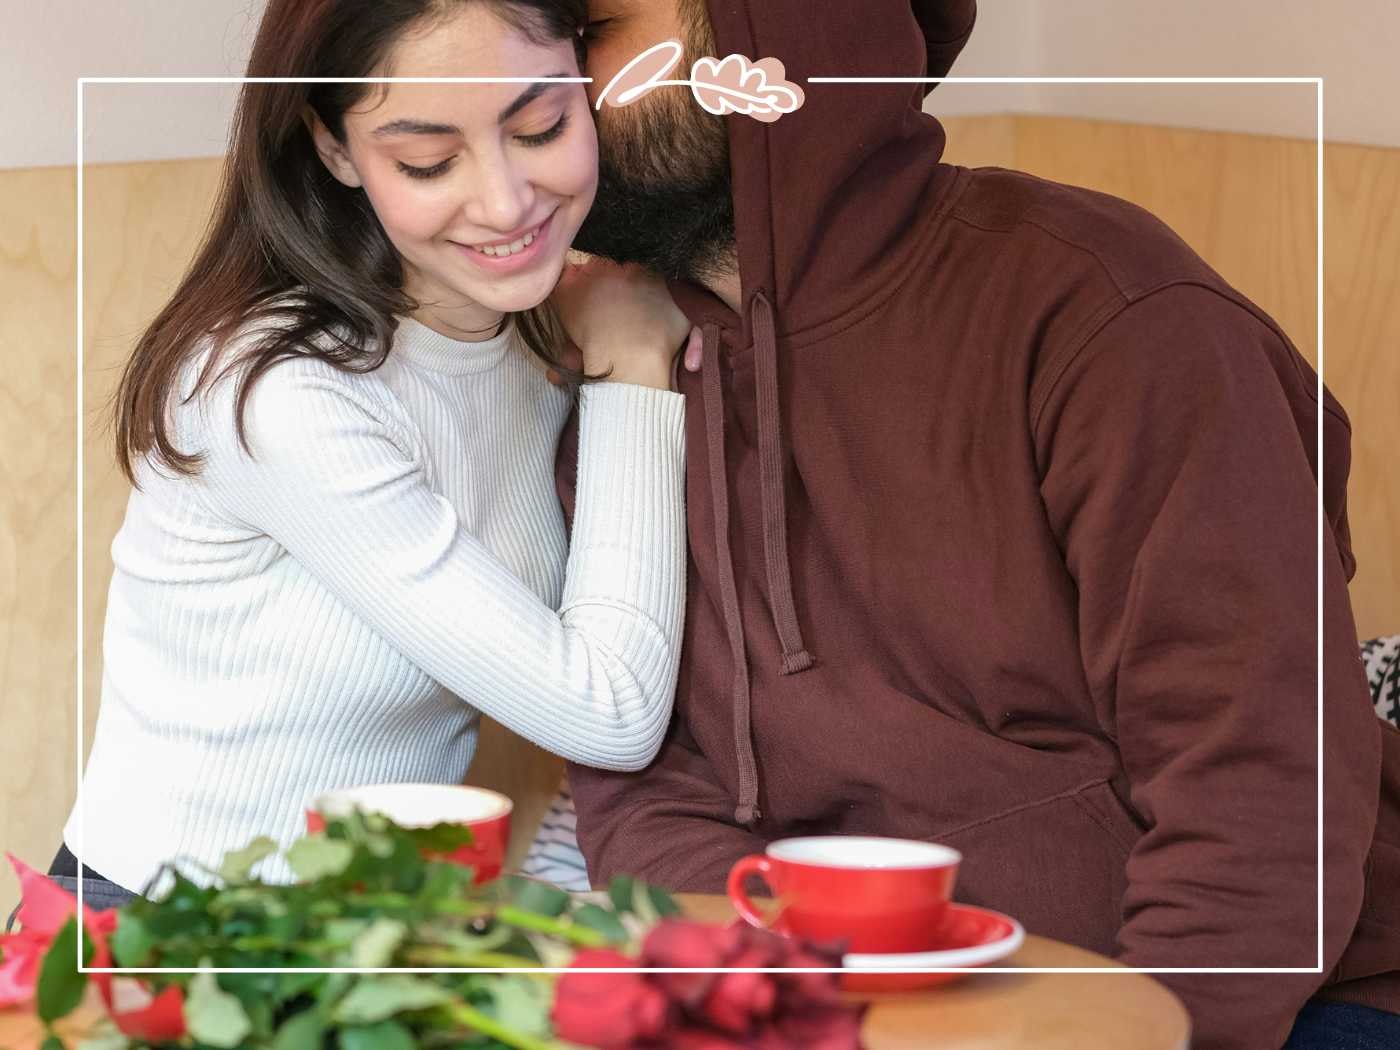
[566,720,770,892]
[1034,283,1381,1050]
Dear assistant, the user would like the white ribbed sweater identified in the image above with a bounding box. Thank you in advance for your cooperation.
[66,317,686,893]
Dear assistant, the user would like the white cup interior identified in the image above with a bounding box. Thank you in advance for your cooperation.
[312,783,512,826]
[768,836,960,870]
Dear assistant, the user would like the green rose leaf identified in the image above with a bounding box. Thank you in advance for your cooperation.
[41,1037,66,1050]
[489,975,553,1038]
[109,913,155,968]
[270,1008,326,1050]
[509,879,570,919]
[404,821,475,853]
[275,969,327,1004]
[570,904,628,945]
[186,968,254,1048]
[339,1019,417,1050]
[633,880,683,926]
[286,835,354,881]
[607,875,636,915]
[418,861,476,903]
[332,975,453,1025]
[644,883,682,919]
[351,918,408,968]
[218,836,280,885]
[37,916,91,1023]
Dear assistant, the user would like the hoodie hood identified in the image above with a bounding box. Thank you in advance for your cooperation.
[689,0,975,333]
[679,1,975,824]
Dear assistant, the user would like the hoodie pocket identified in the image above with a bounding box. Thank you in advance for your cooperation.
[935,778,1141,957]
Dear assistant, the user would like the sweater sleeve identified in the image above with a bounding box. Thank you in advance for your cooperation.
[1034,284,1380,1050]
[190,356,686,772]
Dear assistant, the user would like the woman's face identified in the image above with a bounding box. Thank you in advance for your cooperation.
[313,5,597,337]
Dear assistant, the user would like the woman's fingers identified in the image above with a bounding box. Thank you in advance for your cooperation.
[683,326,703,372]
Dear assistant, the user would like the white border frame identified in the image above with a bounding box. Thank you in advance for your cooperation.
[76,75,1321,985]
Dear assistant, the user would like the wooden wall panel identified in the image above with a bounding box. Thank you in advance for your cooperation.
[1319,142,1400,645]
[0,167,77,920]
[939,114,1018,170]
[3,116,1396,915]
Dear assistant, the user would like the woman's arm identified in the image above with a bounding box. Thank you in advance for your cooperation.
[190,351,685,772]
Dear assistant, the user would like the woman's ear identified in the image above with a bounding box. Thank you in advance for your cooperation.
[304,108,363,188]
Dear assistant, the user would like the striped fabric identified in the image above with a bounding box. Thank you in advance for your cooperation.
[520,777,590,891]
[1363,635,1400,728]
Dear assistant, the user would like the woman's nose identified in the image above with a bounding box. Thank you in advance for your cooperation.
[465,153,534,234]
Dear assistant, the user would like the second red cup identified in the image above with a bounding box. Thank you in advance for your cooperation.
[727,836,960,954]
[307,783,513,884]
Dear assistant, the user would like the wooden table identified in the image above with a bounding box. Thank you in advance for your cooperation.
[0,895,1190,1050]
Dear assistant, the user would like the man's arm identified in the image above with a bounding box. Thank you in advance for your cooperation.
[567,717,767,892]
[1035,284,1380,1049]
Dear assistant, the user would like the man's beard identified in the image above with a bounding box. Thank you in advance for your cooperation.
[573,95,735,283]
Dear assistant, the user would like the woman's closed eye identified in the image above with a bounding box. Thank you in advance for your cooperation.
[394,113,571,180]
[514,111,571,148]
[396,157,455,180]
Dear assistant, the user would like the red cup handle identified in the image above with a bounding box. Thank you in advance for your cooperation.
[727,854,775,930]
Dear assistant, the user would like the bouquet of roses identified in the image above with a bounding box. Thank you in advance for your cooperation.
[0,814,864,1049]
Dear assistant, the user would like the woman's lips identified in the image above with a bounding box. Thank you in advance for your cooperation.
[451,211,556,274]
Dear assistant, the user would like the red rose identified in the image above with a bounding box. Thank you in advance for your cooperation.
[640,919,740,1004]
[0,854,118,1006]
[756,1005,865,1050]
[698,948,777,1033]
[552,949,670,1049]
[642,919,740,968]
[659,1027,752,1050]
[2,853,186,1041]
[772,945,848,1006]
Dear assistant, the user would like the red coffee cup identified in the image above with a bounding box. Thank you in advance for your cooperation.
[727,836,960,954]
[307,783,513,885]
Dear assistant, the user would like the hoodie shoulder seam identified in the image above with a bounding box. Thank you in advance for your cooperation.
[1027,279,1347,437]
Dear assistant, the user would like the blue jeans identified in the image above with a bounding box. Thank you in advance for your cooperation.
[1284,1000,1400,1049]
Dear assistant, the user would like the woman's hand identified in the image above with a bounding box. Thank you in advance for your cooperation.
[549,257,698,390]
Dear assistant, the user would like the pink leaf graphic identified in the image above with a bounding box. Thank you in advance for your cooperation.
[594,40,685,110]
[690,54,805,123]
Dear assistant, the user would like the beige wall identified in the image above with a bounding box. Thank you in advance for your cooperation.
[9,1,1400,171]
[4,116,1398,915]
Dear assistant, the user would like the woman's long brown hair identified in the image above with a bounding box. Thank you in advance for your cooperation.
[114,0,588,485]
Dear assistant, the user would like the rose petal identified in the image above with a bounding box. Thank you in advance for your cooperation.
[6,854,79,938]
[553,956,669,1049]
[108,984,187,1042]
[0,929,47,1007]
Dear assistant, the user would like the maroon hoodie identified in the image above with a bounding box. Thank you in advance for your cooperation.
[564,2,1400,1046]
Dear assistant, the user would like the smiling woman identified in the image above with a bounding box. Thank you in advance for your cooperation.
[37,0,694,907]
[302,6,599,343]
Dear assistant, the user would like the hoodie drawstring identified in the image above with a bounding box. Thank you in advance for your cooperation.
[700,322,761,825]
[751,291,814,676]
[701,296,815,828]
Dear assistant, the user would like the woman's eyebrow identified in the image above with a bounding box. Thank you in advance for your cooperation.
[371,75,568,138]
[495,76,567,124]
[372,118,461,138]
